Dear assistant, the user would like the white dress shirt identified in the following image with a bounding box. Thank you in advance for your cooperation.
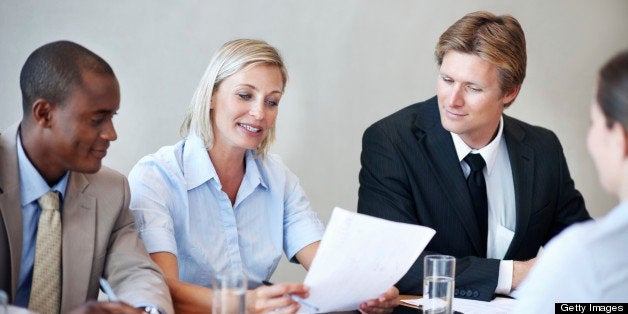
[450,116,516,294]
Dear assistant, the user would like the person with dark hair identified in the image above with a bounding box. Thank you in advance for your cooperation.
[0,40,173,314]
[357,11,591,301]
[514,50,628,311]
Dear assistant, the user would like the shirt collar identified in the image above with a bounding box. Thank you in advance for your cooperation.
[183,133,216,190]
[605,201,628,223]
[450,116,504,176]
[243,150,268,190]
[182,134,268,190]
[17,133,69,206]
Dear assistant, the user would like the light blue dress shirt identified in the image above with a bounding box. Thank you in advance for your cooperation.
[514,201,628,312]
[128,134,325,288]
[15,134,69,307]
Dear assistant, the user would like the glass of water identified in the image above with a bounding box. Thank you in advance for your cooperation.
[0,289,7,314]
[212,270,247,314]
[423,255,456,314]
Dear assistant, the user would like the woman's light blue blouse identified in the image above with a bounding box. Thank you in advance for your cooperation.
[128,134,324,288]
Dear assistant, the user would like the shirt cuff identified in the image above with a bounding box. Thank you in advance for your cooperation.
[138,227,178,256]
[495,260,513,295]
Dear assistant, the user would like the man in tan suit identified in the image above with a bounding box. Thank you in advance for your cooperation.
[0,41,173,314]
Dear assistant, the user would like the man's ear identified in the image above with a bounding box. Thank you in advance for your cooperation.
[502,85,521,106]
[31,99,55,128]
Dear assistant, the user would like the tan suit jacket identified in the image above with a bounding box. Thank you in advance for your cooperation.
[0,123,173,313]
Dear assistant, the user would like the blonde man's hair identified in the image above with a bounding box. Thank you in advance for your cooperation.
[435,11,526,107]
[181,39,288,157]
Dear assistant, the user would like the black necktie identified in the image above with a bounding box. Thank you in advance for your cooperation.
[464,153,488,257]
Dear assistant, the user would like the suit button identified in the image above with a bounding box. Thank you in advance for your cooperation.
[472,291,479,298]
[459,290,466,296]
[454,288,460,296]
[466,289,472,296]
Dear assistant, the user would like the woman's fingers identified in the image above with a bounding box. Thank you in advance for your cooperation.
[253,282,310,313]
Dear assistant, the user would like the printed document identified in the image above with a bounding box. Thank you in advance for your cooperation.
[402,296,516,314]
[302,207,435,312]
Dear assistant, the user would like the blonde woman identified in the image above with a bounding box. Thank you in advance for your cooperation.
[129,39,398,313]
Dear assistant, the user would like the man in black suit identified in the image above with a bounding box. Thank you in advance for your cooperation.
[357,11,590,301]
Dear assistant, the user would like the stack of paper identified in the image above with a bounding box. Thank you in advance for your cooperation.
[401,296,517,314]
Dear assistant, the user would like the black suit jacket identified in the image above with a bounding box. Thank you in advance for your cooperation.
[357,96,590,301]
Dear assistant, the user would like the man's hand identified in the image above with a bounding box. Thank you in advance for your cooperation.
[358,285,399,313]
[512,257,537,290]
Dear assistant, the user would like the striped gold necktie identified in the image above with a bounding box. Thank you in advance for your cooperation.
[29,191,62,314]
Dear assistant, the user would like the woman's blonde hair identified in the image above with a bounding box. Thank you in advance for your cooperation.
[181,39,288,157]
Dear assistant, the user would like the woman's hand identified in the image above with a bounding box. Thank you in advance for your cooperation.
[247,282,310,314]
[358,285,399,313]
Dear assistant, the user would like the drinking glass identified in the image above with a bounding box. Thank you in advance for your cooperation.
[212,270,247,314]
[423,255,455,314]
[0,290,7,314]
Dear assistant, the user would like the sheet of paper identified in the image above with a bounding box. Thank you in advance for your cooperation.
[8,305,36,314]
[401,296,516,314]
[302,207,435,313]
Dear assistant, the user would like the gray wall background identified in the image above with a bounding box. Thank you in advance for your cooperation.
[2,1,627,283]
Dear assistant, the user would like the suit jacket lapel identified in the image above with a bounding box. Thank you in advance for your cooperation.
[503,116,535,258]
[413,105,485,256]
[61,172,95,312]
[0,123,24,299]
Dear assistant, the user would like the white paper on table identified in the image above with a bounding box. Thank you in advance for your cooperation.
[7,305,36,314]
[302,207,435,313]
[401,296,516,314]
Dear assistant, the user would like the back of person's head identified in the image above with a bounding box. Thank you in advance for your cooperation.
[435,11,526,107]
[597,50,628,130]
[181,38,287,157]
[20,40,115,116]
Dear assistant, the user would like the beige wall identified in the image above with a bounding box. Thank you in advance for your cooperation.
[1,0,627,283]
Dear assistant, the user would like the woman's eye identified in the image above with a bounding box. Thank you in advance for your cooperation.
[265,99,278,106]
[467,86,482,92]
[441,76,453,83]
[238,93,251,100]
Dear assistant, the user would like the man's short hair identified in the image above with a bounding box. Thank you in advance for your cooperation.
[20,40,115,114]
[435,11,526,107]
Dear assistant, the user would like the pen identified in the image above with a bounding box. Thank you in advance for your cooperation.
[99,277,119,302]
[262,280,319,312]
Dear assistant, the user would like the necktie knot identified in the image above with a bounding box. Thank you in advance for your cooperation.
[464,153,486,172]
[38,191,60,212]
